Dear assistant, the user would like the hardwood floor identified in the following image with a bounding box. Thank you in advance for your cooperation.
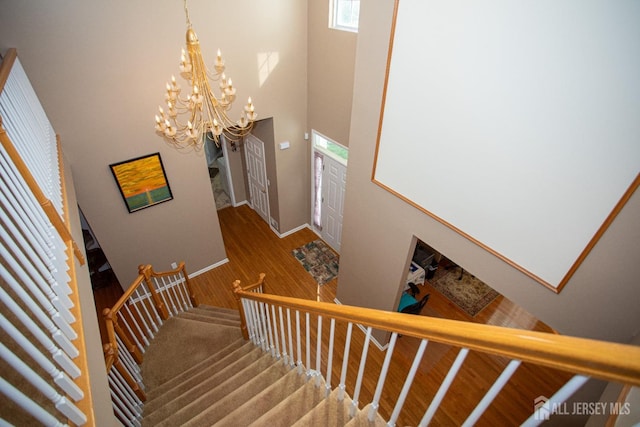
[94,204,572,426]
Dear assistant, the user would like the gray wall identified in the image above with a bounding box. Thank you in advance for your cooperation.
[338,0,640,345]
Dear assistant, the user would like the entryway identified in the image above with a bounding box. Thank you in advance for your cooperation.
[311,131,348,253]
[205,134,233,210]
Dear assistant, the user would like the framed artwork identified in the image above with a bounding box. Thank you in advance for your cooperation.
[110,152,173,213]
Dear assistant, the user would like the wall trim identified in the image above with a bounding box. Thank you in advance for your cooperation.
[272,222,312,239]
[188,258,229,278]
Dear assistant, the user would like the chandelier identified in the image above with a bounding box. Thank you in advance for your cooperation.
[154,0,257,150]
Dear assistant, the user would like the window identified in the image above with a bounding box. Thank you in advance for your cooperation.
[329,0,360,33]
[313,131,348,164]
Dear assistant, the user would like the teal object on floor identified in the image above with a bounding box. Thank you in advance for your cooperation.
[398,293,418,312]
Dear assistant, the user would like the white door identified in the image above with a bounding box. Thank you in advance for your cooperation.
[244,134,270,224]
[321,155,347,252]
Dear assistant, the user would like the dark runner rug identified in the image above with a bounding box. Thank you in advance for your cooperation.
[292,240,339,285]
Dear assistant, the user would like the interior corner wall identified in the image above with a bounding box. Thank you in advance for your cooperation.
[338,0,640,344]
[307,0,357,147]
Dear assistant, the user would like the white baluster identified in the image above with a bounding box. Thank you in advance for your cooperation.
[0,292,79,377]
[0,377,67,427]
[296,310,303,374]
[287,308,295,368]
[350,326,372,417]
[305,312,311,378]
[0,344,86,425]
[0,317,83,400]
[117,310,146,353]
[338,322,354,401]
[270,305,280,359]
[521,375,590,427]
[420,347,469,426]
[0,281,78,358]
[315,315,323,387]
[369,332,398,421]
[325,318,336,396]
[388,339,429,426]
[462,359,521,427]
[278,306,288,365]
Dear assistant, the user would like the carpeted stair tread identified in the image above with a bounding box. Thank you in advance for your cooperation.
[143,349,271,424]
[177,311,241,327]
[153,356,290,427]
[344,404,388,427]
[250,376,328,426]
[145,338,249,399]
[188,306,241,321]
[141,317,243,389]
[214,368,306,426]
[144,344,262,414]
[291,387,354,427]
[197,304,240,316]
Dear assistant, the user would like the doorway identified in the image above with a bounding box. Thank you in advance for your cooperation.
[205,134,233,210]
[311,131,348,253]
[245,134,270,224]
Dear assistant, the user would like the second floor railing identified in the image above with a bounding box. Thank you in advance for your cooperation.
[1,48,91,426]
[233,274,640,426]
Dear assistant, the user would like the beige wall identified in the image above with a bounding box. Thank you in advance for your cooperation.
[64,154,118,425]
[0,0,309,284]
[307,0,357,146]
[338,0,640,345]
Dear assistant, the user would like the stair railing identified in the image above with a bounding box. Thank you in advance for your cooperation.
[233,274,640,427]
[101,262,198,424]
[0,48,92,425]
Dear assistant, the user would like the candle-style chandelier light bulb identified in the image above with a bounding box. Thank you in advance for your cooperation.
[154,0,257,151]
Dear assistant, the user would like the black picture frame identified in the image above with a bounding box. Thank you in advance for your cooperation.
[109,152,173,213]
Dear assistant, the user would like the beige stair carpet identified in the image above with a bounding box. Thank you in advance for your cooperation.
[140,306,387,426]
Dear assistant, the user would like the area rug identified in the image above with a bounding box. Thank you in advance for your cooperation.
[292,240,339,285]
[431,269,500,317]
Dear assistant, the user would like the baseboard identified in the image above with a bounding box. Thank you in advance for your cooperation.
[272,223,312,239]
[232,200,248,208]
[188,258,229,278]
[333,298,389,351]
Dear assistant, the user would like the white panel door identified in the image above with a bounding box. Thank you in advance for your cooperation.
[244,135,270,224]
[321,155,347,252]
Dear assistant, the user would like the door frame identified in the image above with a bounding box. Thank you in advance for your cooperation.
[310,130,348,246]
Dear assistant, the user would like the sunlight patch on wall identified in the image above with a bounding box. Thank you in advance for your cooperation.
[257,51,280,87]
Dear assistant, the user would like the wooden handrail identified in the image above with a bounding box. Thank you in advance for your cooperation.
[234,287,640,387]
[0,48,17,93]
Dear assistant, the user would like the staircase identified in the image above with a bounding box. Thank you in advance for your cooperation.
[140,305,386,426]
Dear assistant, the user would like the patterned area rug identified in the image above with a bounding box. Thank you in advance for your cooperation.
[432,269,500,317]
[292,240,339,285]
